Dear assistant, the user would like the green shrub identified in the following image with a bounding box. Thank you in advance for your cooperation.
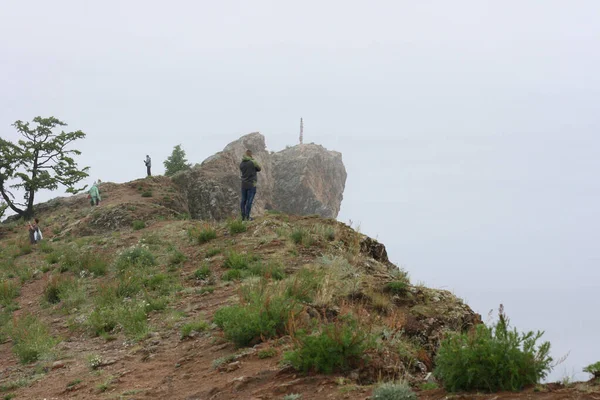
[284,267,323,303]
[248,261,286,281]
[385,281,408,295]
[196,227,217,244]
[7,314,58,363]
[18,242,32,256]
[88,301,149,339]
[290,228,313,246]
[132,220,146,230]
[372,381,416,400]
[283,317,369,373]
[313,224,336,241]
[0,281,19,307]
[46,252,60,265]
[194,265,212,280]
[169,250,187,267]
[141,190,153,197]
[57,248,108,276]
[180,319,209,339]
[223,251,257,270]
[433,306,553,392]
[227,219,247,235]
[43,275,77,304]
[258,348,277,359]
[221,269,243,281]
[283,395,302,400]
[419,382,439,391]
[213,289,297,347]
[584,361,600,378]
[206,247,222,257]
[39,241,54,254]
[115,247,156,272]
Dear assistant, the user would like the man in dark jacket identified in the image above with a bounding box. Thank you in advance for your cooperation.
[239,150,261,221]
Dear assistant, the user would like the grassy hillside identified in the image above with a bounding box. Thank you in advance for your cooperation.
[0,178,596,400]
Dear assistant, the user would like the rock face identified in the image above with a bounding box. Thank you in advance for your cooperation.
[272,144,346,219]
[173,133,346,220]
[172,133,273,221]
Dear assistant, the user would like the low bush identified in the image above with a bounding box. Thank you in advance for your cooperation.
[7,314,58,363]
[584,361,600,378]
[284,317,369,373]
[0,281,19,307]
[223,251,257,270]
[290,228,314,246]
[434,306,553,392]
[227,219,247,235]
[258,348,277,359]
[180,319,209,339]
[372,381,416,400]
[385,281,408,295]
[46,252,60,264]
[206,247,222,257]
[169,250,187,267]
[115,246,156,273]
[132,220,146,230]
[43,275,77,304]
[196,227,217,244]
[213,287,298,347]
[141,190,153,197]
[194,265,212,280]
[58,248,108,276]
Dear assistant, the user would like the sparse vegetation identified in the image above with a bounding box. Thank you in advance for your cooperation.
[7,314,58,364]
[196,227,217,244]
[290,227,313,246]
[372,381,417,400]
[434,306,553,392]
[132,220,146,230]
[194,265,212,280]
[0,281,19,307]
[141,190,153,197]
[584,361,600,378]
[385,281,408,295]
[258,347,277,359]
[206,247,222,257]
[180,318,209,339]
[227,219,247,235]
[284,317,370,373]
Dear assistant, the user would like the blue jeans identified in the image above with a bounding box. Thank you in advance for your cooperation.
[240,187,256,220]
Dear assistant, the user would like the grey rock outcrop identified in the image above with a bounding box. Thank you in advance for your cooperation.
[172,133,346,221]
[272,144,346,219]
[172,133,273,221]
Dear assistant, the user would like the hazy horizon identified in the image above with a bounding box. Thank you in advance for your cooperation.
[2,0,599,381]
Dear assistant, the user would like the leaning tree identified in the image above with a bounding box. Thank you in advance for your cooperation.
[0,116,89,218]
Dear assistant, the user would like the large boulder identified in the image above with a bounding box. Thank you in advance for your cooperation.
[172,133,274,220]
[272,144,346,218]
[172,134,346,221]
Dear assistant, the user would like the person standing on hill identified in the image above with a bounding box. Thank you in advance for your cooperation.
[239,150,261,221]
[27,218,41,244]
[88,181,101,206]
[144,155,152,177]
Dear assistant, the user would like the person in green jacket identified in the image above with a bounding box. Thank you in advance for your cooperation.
[89,181,101,206]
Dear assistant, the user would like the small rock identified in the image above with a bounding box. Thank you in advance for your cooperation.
[51,361,67,370]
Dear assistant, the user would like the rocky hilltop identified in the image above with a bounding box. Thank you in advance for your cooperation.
[172,133,346,220]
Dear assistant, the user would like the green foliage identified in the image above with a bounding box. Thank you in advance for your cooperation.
[43,275,77,304]
[223,251,257,270]
[434,306,553,392]
[194,265,212,280]
[258,348,277,359]
[58,247,108,276]
[0,116,89,218]
[132,220,146,230]
[196,227,217,244]
[141,190,153,197]
[213,285,297,347]
[284,317,369,373]
[163,144,191,176]
[419,382,439,390]
[0,281,19,307]
[221,269,243,281]
[385,281,408,295]
[227,219,247,235]
[180,319,209,339]
[115,246,156,272]
[169,250,187,267]
[206,247,222,257]
[283,395,302,400]
[290,227,313,246]
[46,252,60,265]
[7,314,58,363]
[584,361,600,378]
[372,382,417,400]
[88,301,149,339]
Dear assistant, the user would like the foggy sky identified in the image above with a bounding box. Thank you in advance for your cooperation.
[1,1,599,381]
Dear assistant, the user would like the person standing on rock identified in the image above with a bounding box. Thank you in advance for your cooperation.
[88,181,101,206]
[240,150,261,221]
[144,155,152,177]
